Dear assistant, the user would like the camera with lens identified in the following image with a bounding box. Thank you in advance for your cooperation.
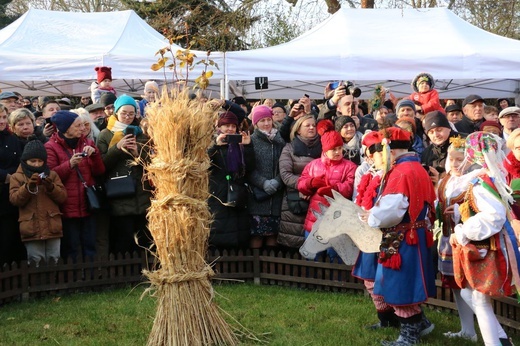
[80,152,88,157]
[343,81,362,98]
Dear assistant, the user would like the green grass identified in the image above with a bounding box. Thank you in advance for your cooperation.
[0,283,518,345]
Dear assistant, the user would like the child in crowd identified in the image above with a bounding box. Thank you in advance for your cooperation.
[9,136,67,266]
[435,136,478,342]
[91,66,116,103]
[409,72,444,115]
[297,120,356,253]
[483,105,499,122]
[138,81,159,118]
[450,132,518,346]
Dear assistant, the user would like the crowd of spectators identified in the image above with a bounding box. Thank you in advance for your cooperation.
[0,76,518,269]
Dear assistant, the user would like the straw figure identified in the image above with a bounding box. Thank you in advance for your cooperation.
[143,90,237,346]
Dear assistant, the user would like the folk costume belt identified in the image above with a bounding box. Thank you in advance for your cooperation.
[378,220,429,270]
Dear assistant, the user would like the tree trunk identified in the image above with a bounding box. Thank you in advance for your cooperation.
[361,0,374,8]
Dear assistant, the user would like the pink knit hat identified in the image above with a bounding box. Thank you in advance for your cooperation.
[251,105,273,125]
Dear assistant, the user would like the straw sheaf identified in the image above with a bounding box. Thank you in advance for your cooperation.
[143,89,238,345]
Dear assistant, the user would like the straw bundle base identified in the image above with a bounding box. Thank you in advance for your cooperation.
[145,268,238,346]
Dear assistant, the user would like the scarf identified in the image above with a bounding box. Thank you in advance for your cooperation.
[293,134,321,158]
[504,151,520,180]
[59,132,79,150]
[21,160,50,178]
[343,131,362,162]
[226,142,244,176]
[259,128,278,141]
[107,115,129,148]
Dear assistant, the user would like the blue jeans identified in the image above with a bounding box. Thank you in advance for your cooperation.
[62,216,96,262]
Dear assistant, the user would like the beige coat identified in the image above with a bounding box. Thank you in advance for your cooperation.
[9,166,67,242]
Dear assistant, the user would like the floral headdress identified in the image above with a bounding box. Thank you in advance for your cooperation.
[463,131,513,205]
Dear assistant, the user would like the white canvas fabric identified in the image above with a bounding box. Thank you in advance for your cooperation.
[225,7,520,99]
[0,9,225,97]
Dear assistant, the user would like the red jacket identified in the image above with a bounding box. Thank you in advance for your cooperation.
[45,133,105,218]
[409,89,444,115]
[297,155,356,232]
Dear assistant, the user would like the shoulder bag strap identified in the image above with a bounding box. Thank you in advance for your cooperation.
[60,145,88,187]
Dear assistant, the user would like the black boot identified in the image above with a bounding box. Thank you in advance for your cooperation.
[381,314,422,346]
[367,310,400,329]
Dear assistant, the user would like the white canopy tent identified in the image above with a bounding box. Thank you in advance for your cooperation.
[225,7,520,101]
[0,9,225,97]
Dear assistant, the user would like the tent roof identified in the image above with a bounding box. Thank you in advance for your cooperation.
[0,9,224,97]
[225,7,520,99]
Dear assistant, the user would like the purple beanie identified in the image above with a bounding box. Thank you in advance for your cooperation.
[251,105,273,126]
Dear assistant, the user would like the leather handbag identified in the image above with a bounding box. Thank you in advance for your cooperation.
[105,174,136,199]
[225,179,248,208]
[75,168,105,212]
[286,190,309,215]
[85,185,103,211]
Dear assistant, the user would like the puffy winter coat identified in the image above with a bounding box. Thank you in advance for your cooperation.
[409,89,444,115]
[9,166,67,241]
[96,129,152,216]
[297,155,356,233]
[45,133,105,218]
[207,142,254,249]
[278,136,321,248]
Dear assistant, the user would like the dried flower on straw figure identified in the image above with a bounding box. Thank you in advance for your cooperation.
[142,89,238,346]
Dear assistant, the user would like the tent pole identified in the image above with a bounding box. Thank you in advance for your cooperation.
[223,52,228,100]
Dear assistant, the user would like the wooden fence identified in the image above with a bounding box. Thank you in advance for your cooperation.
[1,248,519,332]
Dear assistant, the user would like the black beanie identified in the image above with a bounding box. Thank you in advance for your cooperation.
[335,116,356,132]
[100,93,117,107]
[272,102,286,113]
[21,136,47,162]
[423,111,451,133]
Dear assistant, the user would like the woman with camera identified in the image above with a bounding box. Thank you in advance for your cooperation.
[278,114,321,249]
[45,110,105,262]
[97,95,152,256]
[208,111,254,249]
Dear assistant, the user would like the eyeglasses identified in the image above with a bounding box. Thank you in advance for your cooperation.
[502,114,519,119]
[105,105,114,110]
[120,111,135,118]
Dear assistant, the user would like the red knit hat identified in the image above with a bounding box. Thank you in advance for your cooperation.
[317,119,343,152]
[95,66,112,83]
[217,111,238,127]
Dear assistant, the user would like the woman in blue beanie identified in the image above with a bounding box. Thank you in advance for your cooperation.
[44,110,105,263]
[96,94,152,256]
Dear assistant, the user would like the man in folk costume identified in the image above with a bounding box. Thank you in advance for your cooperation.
[352,131,398,330]
[361,127,437,345]
[450,132,519,346]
